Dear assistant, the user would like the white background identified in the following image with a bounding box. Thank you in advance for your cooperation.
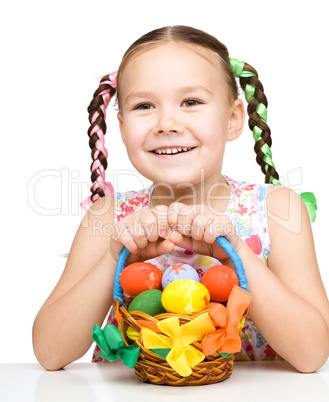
[1,0,328,363]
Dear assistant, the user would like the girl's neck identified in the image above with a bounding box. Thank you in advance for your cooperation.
[149,171,231,213]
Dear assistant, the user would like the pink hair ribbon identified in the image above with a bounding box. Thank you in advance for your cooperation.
[103,71,118,89]
[80,181,114,212]
[80,71,117,212]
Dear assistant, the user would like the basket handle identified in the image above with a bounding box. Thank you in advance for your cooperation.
[113,236,249,305]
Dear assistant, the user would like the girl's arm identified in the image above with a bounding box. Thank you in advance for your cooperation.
[33,195,118,370]
[239,186,329,372]
[33,198,174,371]
[167,191,329,372]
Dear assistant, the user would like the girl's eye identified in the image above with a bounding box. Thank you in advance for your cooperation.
[135,103,154,110]
[182,98,202,107]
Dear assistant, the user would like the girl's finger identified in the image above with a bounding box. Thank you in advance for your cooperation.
[131,217,149,249]
[138,210,159,242]
[204,216,243,251]
[153,238,176,257]
[169,230,192,249]
[203,218,223,243]
[112,222,139,254]
[168,202,196,235]
[152,204,170,238]
[126,239,175,265]
[191,214,214,241]
[167,202,180,227]
[169,232,212,256]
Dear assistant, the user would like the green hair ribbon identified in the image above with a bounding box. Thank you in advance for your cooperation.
[229,57,317,222]
[92,324,140,368]
[229,57,280,186]
[300,192,317,222]
[230,58,245,78]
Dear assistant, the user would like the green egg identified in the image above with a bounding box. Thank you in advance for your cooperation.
[128,289,166,316]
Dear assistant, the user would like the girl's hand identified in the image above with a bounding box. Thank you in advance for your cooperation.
[167,202,243,267]
[110,205,175,265]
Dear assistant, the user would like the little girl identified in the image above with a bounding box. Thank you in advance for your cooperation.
[32,25,329,373]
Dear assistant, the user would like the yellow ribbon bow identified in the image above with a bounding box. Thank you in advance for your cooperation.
[202,285,253,356]
[141,312,215,377]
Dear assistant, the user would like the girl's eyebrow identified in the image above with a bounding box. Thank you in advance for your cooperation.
[124,85,212,105]
[124,91,153,105]
[178,85,212,96]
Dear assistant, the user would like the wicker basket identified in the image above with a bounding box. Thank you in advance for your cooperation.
[112,236,249,386]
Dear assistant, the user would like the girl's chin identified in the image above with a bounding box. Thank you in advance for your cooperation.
[148,167,207,188]
[151,176,202,190]
[149,168,225,194]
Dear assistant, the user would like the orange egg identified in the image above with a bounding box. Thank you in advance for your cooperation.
[120,262,163,297]
[201,265,239,302]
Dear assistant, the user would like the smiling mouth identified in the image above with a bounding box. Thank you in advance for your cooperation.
[152,147,195,155]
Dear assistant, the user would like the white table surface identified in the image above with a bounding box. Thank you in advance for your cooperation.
[1,361,329,402]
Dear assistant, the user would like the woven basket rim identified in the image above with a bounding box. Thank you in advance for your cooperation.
[116,298,243,386]
[116,299,247,359]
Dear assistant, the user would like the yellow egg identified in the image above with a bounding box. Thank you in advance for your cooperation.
[161,279,210,315]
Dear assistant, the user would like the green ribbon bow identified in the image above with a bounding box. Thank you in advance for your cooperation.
[300,192,317,222]
[92,324,140,368]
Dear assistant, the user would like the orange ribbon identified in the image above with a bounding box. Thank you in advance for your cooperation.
[136,320,163,334]
[202,285,253,355]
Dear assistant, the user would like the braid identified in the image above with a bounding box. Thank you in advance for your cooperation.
[230,58,280,185]
[86,72,117,206]
[230,58,317,221]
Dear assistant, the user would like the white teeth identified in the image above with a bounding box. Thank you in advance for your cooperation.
[154,147,193,154]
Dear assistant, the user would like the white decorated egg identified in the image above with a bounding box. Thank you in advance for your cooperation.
[162,263,200,289]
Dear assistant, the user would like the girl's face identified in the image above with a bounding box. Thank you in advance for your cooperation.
[117,42,244,189]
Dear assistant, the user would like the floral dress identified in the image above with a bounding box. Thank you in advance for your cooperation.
[92,175,282,362]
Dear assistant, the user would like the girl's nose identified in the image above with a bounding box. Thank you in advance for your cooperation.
[154,110,184,135]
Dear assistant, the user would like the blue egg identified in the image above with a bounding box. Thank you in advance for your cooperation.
[162,263,200,289]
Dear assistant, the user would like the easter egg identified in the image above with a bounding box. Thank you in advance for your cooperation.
[162,263,200,289]
[128,289,166,316]
[161,279,210,315]
[201,265,239,302]
[120,262,163,297]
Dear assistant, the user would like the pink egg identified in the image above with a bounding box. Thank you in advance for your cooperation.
[162,263,200,289]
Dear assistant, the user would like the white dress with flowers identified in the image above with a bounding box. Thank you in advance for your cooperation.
[92,175,282,362]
